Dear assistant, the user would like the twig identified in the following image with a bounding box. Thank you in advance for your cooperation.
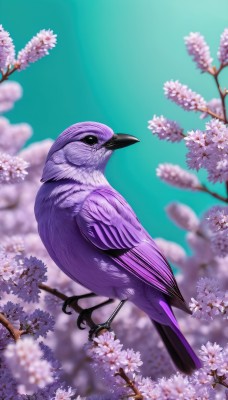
[38,283,95,329]
[197,107,225,122]
[0,312,25,342]
[197,185,228,203]
[0,65,18,83]
[115,368,143,400]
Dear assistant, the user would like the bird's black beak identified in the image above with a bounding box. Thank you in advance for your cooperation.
[104,133,140,150]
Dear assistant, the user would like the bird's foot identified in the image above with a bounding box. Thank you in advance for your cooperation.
[62,292,96,315]
[77,299,114,330]
[88,322,112,340]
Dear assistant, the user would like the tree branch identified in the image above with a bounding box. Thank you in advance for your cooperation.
[0,312,25,342]
[197,185,228,203]
[116,368,143,399]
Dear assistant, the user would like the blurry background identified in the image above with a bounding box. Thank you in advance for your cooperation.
[0,0,228,250]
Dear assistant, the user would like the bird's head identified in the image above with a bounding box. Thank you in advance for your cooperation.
[41,121,139,183]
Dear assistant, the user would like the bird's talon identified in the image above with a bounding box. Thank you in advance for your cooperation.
[77,309,93,330]
[62,295,80,315]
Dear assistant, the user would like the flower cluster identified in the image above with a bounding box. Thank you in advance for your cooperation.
[156,163,201,189]
[148,115,184,142]
[0,81,22,113]
[218,28,228,65]
[0,24,56,80]
[164,80,206,111]
[17,29,57,70]
[185,32,212,71]
[0,24,15,69]
[190,278,227,320]
[90,331,143,375]
[165,202,199,231]
[0,151,28,183]
[5,337,54,394]
[186,119,228,182]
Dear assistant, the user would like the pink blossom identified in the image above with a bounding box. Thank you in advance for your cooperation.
[0,118,32,155]
[185,32,212,71]
[218,28,228,65]
[156,163,201,189]
[164,80,206,111]
[211,230,228,258]
[148,115,184,142]
[17,29,57,70]
[54,387,76,400]
[0,152,28,183]
[205,206,228,232]
[4,337,53,394]
[165,202,199,231]
[0,81,22,113]
[0,24,15,69]
[186,119,228,182]
[190,278,227,320]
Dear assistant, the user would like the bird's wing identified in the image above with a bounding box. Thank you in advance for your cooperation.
[76,186,185,304]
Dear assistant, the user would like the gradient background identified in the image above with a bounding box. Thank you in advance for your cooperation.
[1,0,227,250]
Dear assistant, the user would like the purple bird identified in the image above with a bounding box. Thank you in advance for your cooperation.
[35,121,201,374]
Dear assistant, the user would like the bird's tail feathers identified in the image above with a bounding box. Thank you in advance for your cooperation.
[152,320,202,374]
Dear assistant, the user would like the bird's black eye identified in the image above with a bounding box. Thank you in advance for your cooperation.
[80,135,98,145]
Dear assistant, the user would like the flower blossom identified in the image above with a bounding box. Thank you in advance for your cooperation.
[0,81,22,113]
[218,28,228,65]
[156,163,200,189]
[164,80,206,111]
[148,115,184,142]
[91,331,143,375]
[0,117,32,155]
[190,277,227,320]
[17,29,57,70]
[205,206,228,232]
[54,387,76,400]
[166,202,199,231]
[0,152,28,183]
[0,24,15,69]
[186,119,228,182]
[185,32,212,71]
[211,230,228,258]
[4,337,53,394]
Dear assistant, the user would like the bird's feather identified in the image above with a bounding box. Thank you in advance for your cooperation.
[76,186,186,308]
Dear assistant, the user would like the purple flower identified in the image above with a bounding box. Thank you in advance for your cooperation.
[0,152,28,183]
[211,230,228,258]
[25,309,55,338]
[205,206,228,232]
[148,115,184,142]
[156,163,201,189]
[54,387,76,400]
[190,278,227,320]
[13,256,47,302]
[0,118,32,155]
[185,32,212,71]
[186,119,228,182]
[0,81,22,113]
[218,28,228,65]
[165,202,199,231]
[0,24,15,69]
[17,29,57,70]
[4,337,54,394]
[164,80,206,111]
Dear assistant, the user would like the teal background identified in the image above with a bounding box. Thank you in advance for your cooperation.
[1,0,228,250]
